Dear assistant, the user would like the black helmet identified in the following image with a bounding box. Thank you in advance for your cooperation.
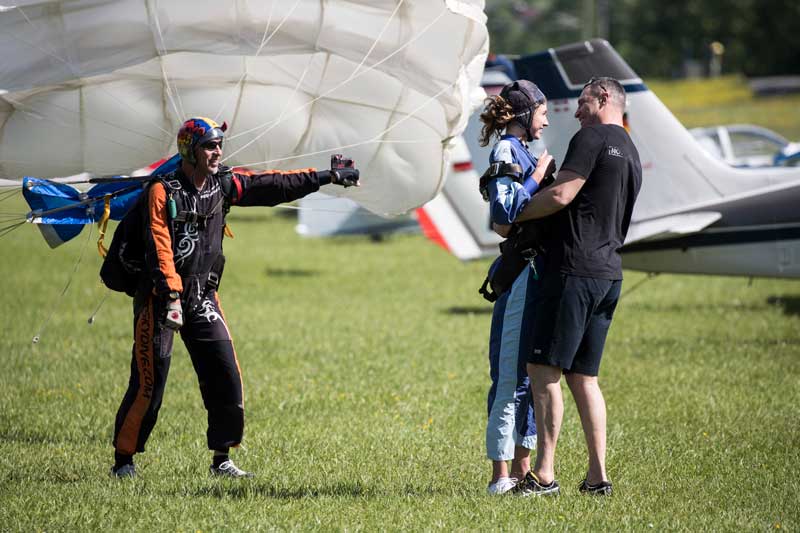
[500,80,546,142]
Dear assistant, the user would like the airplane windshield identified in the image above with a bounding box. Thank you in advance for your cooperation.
[555,41,639,86]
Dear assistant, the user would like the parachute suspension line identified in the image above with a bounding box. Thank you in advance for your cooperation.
[214,0,299,124]
[147,0,185,121]
[3,94,165,153]
[31,224,94,344]
[366,80,455,142]
[225,5,448,147]
[96,194,112,258]
[12,7,171,143]
[237,79,456,169]
[0,220,26,240]
[273,204,373,215]
[255,1,277,55]
[222,55,315,163]
[256,0,301,56]
[344,0,406,81]
[240,138,439,169]
[223,0,406,166]
[12,7,73,71]
[87,291,110,325]
[0,187,21,204]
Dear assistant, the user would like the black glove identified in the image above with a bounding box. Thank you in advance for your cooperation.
[330,167,360,188]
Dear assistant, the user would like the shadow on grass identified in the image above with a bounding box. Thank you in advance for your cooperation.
[176,482,453,500]
[625,301,769,313]
[226,212,284,224]
[767,295,800,317]
[265,267,320,278]
[0,426,95,446]
[443,306,493,315]
[173,480,456,500]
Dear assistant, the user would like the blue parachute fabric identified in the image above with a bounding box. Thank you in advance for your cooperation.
[85,154,180,220]
[23,153,181,248]
[23,177,92,224]
[85,180,145,220]
[151,153,181,175]
[22,178,88,247]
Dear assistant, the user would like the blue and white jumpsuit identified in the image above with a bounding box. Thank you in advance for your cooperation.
[485,134,544,461]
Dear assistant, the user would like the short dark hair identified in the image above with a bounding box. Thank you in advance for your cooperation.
[583,77,625,108]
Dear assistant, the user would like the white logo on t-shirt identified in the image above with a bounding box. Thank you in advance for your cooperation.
[608,146,623,157]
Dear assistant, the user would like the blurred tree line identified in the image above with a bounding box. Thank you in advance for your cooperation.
[486,0,800,78]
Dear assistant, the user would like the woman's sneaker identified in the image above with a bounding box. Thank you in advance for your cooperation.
[486,476,518,495]
[209,459,254,478]
[513,471,560,496]
[578,478,613,495]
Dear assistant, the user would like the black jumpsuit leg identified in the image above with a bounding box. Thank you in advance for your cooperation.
[181,290,244,450]
[113,293,174,455]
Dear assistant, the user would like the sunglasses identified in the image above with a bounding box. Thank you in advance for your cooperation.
[201,140,223,151]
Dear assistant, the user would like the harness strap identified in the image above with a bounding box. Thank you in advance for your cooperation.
[96,194,113,258]
[478,162,524,201]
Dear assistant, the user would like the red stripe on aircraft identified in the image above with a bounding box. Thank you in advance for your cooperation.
[416,207,450,253]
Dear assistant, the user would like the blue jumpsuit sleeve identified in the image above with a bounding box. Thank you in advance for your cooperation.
[487,140,532,225]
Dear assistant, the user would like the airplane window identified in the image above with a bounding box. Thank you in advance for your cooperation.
[696,133,723,159]
[728,131,784,158]
[555,41,638,86]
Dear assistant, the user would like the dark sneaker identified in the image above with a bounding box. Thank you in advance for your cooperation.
[578,478,613,496]
[110,463,136,479]
[513,471,560,497]
[210,459,254,478]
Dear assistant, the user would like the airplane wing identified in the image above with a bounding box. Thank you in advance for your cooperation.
[624,212,722,244]
[626,177,800,249]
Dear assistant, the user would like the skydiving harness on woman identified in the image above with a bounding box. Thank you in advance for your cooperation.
[478,159,556,302]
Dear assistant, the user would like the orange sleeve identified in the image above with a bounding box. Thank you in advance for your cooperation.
[148,183,182,293]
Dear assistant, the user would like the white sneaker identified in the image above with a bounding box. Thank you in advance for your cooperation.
[487,476,517,495]
[209,459,254,478]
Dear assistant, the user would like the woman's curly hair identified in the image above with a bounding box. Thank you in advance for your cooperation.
[478,95,516,147]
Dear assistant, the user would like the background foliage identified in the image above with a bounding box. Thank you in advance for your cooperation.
[486,0,800,77]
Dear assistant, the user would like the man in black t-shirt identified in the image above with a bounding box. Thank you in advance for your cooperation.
[510,77,642,496]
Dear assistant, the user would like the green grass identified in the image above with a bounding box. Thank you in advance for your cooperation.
[649,75,800,139]
[1,77,800,530]
[1,197,798,531]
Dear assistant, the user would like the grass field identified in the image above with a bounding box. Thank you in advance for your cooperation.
[1,78,799,530]
[649,75,800,140]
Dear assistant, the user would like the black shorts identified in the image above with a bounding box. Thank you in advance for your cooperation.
[528,272,622,376]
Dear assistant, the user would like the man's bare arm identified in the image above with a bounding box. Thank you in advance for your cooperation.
[514,169,587,222]
[492,222,512,238]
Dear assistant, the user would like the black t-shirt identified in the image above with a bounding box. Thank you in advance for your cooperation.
[546,124,642,280]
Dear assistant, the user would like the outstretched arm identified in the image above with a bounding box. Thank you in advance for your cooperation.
[514,169,586,222]
[229,165,359,208]
[229,168,323,207]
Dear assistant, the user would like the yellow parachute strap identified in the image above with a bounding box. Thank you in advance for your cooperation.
[96,194,112,258]
[224,223,234,239]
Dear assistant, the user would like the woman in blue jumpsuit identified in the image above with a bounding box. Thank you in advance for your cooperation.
[479,80,554,495]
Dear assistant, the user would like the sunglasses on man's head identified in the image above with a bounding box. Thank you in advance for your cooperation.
[201,140,223,151]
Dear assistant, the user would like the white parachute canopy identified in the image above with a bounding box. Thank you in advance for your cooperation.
[0,0,488,215]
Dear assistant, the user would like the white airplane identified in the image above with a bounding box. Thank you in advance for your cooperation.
[420,39,800,279]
